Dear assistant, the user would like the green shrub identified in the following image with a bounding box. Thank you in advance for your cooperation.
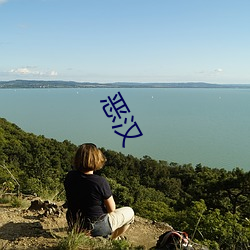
[10,196,29,208]
[0,195,11,204]
[133,201,173,222]
[57,230,94,250]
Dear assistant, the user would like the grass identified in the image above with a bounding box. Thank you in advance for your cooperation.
[0,195,10,204]
[0,194,29,208]
[10,196,30,208]
[56,228,145,250]
[57,229,94,250]
[57,234,145,250]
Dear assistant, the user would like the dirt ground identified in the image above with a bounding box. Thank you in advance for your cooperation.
[0,200,172,250]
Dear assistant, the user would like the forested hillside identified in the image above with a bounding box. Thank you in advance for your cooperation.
[0,117,249,249]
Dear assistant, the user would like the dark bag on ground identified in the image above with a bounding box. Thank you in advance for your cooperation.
[155,230,193,250]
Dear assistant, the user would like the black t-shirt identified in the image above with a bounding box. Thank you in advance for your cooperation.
[64,170,112,219]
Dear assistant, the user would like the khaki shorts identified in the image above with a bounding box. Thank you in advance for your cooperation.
[107,206,134,232]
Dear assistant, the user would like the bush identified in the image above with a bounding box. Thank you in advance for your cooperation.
[57,230,94,250]
[10,196,29,208]
[133,201,173,222]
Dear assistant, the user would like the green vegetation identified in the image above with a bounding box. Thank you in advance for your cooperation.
[0,117,250,249]
[57,229,143,250]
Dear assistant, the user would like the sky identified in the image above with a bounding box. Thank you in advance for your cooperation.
[1,0,250,84]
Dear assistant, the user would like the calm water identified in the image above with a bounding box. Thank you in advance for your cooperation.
[0,88,250,171]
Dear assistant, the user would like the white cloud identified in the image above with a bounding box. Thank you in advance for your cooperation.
[214,68,223,73]
[9,67,58,77]
[10,68,32,75]
[198,68,224,75]
[50,70,58,76]
[0,0,8,5]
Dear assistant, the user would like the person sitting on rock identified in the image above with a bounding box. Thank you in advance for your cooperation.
[64,143,134,239]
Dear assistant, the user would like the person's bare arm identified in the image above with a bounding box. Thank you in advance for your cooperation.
[104,195,116,213]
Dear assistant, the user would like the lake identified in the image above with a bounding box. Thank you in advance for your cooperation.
[0,88,249,171]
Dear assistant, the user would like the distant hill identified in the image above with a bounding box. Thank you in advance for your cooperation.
[1,80,250,88]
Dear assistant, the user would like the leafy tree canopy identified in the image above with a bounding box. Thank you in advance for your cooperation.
[0,117,249,248]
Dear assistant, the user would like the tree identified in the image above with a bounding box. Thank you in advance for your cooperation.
[133,201,173,222]
[220,168,250,216]
[106,178,134,206]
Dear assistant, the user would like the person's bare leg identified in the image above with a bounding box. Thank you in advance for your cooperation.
[111,224,130,239]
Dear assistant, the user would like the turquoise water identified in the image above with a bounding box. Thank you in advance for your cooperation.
[0,88,250,170]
